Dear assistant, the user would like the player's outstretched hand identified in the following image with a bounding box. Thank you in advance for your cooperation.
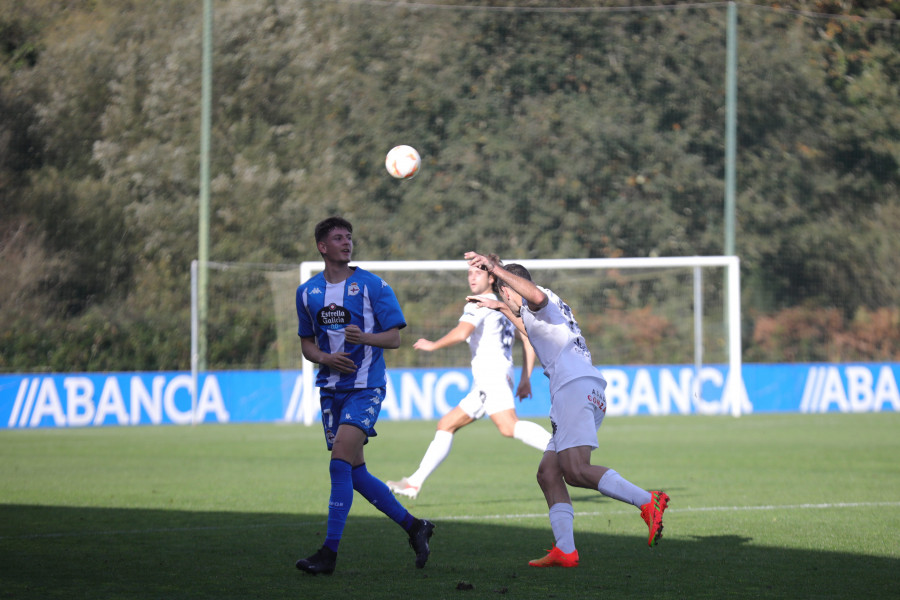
[466,294,502,310]
[464,251,494,272]
[413,338,436,352]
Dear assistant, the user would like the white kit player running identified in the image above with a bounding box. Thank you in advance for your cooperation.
[387,259,552,500]
[464,251,670,568]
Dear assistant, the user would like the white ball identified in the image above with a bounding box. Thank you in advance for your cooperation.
[385,145,421,179]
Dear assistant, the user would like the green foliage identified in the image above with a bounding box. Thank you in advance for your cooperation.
[0,1,898,371]
[748,305,900,362]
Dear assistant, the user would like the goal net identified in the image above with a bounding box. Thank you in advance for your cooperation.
[191,256,744,422]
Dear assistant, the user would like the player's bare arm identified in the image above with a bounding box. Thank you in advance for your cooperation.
[414,321,475,352]
[464,251,548,310]
[466,294,528,337]
[465,294,503,311]
[344,324,401,349]
[300,336,357,374]
[517,331,536,401]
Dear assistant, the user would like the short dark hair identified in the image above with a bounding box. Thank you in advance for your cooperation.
[494,262,532,294]
[503,263,532,282]
[314,216,353,244]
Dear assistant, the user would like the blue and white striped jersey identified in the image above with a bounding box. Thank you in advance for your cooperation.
[296,267,407,390]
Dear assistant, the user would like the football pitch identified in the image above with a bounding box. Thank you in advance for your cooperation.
[1,412,898,599]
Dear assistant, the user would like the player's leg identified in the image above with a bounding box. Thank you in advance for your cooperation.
[556,444,658,512]
[527,378,600,568]
[484,378,552,451]
[556,444,608,490]
[436,405,476,434]
[388,404,474,497]
[559,451,669,547]
[296,420,364,575]
[529,449,579,567]
[337,389,436,569]
[489,408,552,450]
[553,377,669,547]
[546,378,605,490]
[350,461,435,568]
[550,379,658,505]
[488,408,517,436]
[323,423,365,548]
[536,448,572,508]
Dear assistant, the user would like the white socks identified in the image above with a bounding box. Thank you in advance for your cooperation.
[407,430,454,487]
[549,503,576,553]
[597,469,652,507]
[513,420,552,451]
[549,473,650,554]
[407,421,550,488]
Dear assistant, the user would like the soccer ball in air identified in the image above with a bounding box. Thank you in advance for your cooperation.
[385,145,421,179]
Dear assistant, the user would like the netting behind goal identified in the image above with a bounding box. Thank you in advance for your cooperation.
[301,257,740,366]
[192,256,742,415]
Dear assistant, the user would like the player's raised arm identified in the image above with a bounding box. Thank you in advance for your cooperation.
[464,251,548,310]
[414,321,475,352]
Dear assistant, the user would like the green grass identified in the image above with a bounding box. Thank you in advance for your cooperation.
[1,413,898,599]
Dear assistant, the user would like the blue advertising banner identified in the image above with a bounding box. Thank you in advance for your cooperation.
[1,363,898,429]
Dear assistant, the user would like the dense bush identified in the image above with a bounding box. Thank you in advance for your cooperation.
[1,1,898,371]
[750,306,900,362]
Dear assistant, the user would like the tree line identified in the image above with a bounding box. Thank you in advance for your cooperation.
[1,0,898,372]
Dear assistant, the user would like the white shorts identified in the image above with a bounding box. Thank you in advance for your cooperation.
[546,376,607,453]
[457,373,516,420]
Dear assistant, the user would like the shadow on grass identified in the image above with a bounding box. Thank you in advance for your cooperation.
[0,504,896,600]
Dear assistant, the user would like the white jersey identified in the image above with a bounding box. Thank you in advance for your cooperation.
[521,286,605,397]
[459,293,516,383]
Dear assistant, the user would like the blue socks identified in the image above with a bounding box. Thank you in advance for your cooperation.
[352,463,416,531]
[325,461,417,553]
[324,459,353,552]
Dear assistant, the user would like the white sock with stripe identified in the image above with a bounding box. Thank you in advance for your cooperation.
[407,430,453,488]
[513,420,552,451]
[549,502,576,553]
[597,469,652,507]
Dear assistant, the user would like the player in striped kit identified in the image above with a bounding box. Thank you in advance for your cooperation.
[294,217,434,575]
[386,258,552,500]
[464,251,669,568]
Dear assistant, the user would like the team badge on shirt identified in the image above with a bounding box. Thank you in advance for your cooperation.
[318,303,351,330]
[348,282,360,296]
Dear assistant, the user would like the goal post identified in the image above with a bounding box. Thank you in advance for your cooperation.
[296,255,745,423]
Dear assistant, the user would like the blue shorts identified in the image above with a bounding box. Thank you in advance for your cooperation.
[318,387,385,450]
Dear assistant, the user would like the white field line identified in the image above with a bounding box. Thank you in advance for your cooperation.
[2,501,898,540]
[441,501,900,522]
